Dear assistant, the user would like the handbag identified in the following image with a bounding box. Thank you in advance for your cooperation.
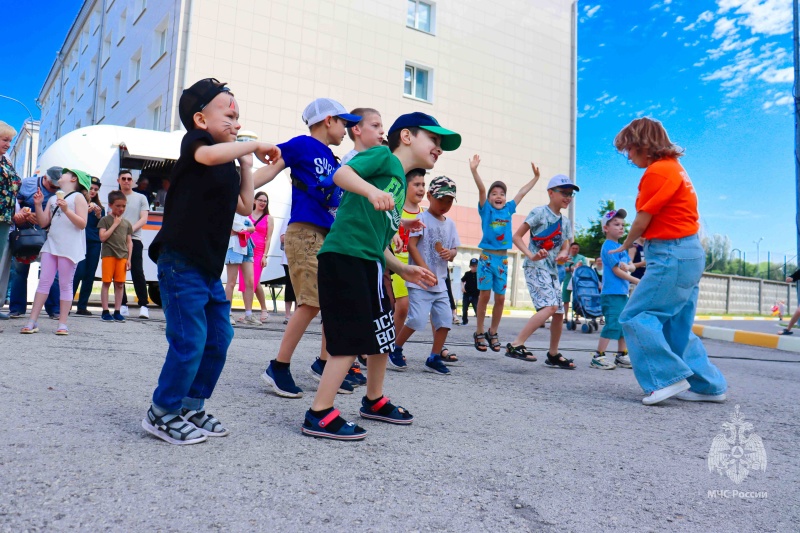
[9,226,48,258]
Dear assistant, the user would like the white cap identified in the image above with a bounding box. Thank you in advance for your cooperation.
[301,98,362,127]
[547,174,580,191]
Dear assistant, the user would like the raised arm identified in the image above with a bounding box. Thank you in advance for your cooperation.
[469,154,487,207]
[513,161,541,205]
[333,165,394,211]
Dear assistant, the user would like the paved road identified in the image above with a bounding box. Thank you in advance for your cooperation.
[2,310,797,532]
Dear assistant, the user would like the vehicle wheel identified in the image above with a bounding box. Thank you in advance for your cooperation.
[581,323,590,333]
[148,282,162,307]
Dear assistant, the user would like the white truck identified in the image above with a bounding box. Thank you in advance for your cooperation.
[35,125,291,306]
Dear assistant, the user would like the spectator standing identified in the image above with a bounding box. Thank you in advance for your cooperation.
[0,121,22,320]
[72,177,105,315]
[460,258,480,326]
[117,170,151,318]
[239,191,273,322]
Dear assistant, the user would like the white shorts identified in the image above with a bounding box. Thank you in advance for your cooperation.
[405,288,451,331]
[524,267,564,314]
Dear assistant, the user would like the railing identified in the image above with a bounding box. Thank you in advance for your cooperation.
[452,248,795,314]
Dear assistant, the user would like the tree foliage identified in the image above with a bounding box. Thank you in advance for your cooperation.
[574,199,617,259]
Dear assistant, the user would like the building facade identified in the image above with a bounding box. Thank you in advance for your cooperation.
[8,120,39,178]
[37,0,577,305]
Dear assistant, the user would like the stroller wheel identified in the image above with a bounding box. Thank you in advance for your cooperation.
[581,323,590,333]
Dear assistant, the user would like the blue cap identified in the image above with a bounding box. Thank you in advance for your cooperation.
[388,112,461,151]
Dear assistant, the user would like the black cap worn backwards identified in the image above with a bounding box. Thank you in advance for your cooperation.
[178,78,232,130]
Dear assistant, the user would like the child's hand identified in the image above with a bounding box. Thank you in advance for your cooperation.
[531,161,540,179]
[33,188,44,205]
[608,245,626,255]
[126,260,131,271]
[469,154,481,172]
[113,215,122,226]
[400,264,437,288]
[787,277,793,283]
[392,233,403,253]
[238,153,253,169]
[400,217,425,233]
[555,250,569,263]
[368,189,394,211]
[261,255,268,268]
[255,143,281,165]
[535,249,550,261]
[57,199,69,212]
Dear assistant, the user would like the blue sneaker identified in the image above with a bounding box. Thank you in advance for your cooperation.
[301,408,367,441]
[113,311,125,322]
[388,347,408,371]
[424,355,451,375]
[348,362,367,386]
[262,361,304,398]
[308,358,354,394]
[101,310,114,322]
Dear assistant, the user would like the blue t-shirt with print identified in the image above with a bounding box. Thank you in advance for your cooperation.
[478,199,516,250]
[278,135,342,229]
[601,239,630,295]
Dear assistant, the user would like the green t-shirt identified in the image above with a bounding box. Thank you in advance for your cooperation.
[98,215,133,258]
[562,253,587,289]
[319,146,405,267]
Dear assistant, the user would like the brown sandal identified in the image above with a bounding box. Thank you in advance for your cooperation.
[484,330,501,352]
[473,332,488,352]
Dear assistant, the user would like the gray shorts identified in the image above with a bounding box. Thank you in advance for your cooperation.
[406,288,452,331]
[524,267,564,314]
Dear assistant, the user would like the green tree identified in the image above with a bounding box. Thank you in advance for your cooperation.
[701,234,731,272]
[574,199,617,259]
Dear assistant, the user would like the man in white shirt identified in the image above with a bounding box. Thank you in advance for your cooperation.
[118,170,151,318]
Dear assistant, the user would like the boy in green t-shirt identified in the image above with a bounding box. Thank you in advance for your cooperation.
[302,112,461,441]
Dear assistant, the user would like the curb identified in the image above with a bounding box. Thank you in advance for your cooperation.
[692,324,800,353]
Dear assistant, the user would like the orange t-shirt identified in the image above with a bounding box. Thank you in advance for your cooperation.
[636,158,699,240]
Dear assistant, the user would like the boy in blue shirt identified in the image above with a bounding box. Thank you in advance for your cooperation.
[143,78,281,445]
[254,98,362,399]
[468,154,540,352]
[302,111,458,440]
[591,209,639,370]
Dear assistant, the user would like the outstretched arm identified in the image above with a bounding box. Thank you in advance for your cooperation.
[513,161,541,205]
[253,159,286,188]
[611,212,652,254]
[333,165,394,211]
[469,155,487,208]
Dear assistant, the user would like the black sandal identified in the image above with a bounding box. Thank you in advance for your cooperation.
[484,330,501,352]
[505,343,537,362]
[545,352,576,370]
[440,346,460,365]
[473,332,488,352]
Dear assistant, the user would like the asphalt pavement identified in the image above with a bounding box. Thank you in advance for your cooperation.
[2,309,797,532]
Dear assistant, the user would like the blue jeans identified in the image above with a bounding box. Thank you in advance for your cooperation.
[151,247,233,413]
[620,235,727,395]
[72,240,101,311]
[9,258,60,315]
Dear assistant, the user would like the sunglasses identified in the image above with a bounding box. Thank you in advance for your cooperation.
[553,188,576,198]
[119,177,133,181]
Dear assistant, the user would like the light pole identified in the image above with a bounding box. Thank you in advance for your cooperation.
[0,94,35,177]
[754,237,763,277]
[730,248,742,276]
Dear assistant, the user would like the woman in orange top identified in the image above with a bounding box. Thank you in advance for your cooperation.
[612,118,727,406]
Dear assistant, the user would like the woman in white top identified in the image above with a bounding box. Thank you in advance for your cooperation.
[22,168,89,335]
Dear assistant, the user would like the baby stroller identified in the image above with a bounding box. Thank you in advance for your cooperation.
[566,265,602,333]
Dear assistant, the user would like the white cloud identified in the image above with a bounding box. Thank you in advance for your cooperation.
[662,31,668,37]
[685,10,714,31]
[711,17,737,39]
[717,0,792,36]
[702,43,791,99]
[762,91,793,110]
[760,66,793,83]
[675,15,685,23]
[719,195,728,200]
[631,25,639,31]
[584,4,600,18]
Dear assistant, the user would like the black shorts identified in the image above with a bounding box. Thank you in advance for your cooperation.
[318,252,395,356]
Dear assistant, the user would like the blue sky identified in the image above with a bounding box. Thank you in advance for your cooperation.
[1,0,796,263]
[576,0,796,264]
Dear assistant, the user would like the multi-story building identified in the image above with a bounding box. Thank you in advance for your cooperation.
[8,120,39,178]
[37,0,577,304]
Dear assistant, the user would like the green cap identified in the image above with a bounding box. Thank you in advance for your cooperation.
[61,168,92,191]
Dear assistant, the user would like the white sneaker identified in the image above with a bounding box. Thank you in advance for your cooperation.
[614,353,632,369]
[138,306,150,319]
[642,379,690,406]
[243,314,262,326]
[589,354,616,370]
[229,314,236,325]
[120,305,130,317]
[676,390,727,403]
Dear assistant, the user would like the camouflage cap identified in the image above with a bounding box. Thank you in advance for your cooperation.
[428,175,457,199]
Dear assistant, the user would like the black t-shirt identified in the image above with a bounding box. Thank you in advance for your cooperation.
[461,270,479,296]
[149,129,240,277]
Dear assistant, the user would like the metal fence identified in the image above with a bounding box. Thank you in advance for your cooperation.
[453,248,796,314]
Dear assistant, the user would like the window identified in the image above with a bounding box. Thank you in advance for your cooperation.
[404,63,432,102]
[149,101,162,130]
[407,0,434,33]
[89,55,98,83]
[133,0,146,23]
[85,108,93,126]
[98,90,107,120]
[102,32,112,64]
[71,49,78,70]
[129,50,142,88]
[80,27,90,52]
[118,9,127,44]
[91,7,102,34]
[112,71,121,106]
[78,72,86,98]
[152,17,169,63]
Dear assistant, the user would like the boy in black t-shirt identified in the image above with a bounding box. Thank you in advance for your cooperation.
[461,258,480,325]
[141,78,280,445]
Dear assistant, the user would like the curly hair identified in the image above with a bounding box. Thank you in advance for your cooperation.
[614,117,684,161]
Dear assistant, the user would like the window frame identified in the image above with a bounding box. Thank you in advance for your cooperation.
[403,62,434,103]
[406,0,436,35]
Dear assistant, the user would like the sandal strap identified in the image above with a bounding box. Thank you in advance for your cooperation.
[319,409,342,428]
[371,397,391,413]
[152,412,200,440]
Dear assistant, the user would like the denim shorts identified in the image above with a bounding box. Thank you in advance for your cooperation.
[406,288,451,331]
[225,240,254,265]
[600,294,627,340]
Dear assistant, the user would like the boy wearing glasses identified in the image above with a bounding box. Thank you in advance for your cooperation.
[506,175,578,368]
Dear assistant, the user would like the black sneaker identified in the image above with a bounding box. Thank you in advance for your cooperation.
[308,358,353,394]
[348,362,367,386]
[75,309,92,316]
[262,361,303,398]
